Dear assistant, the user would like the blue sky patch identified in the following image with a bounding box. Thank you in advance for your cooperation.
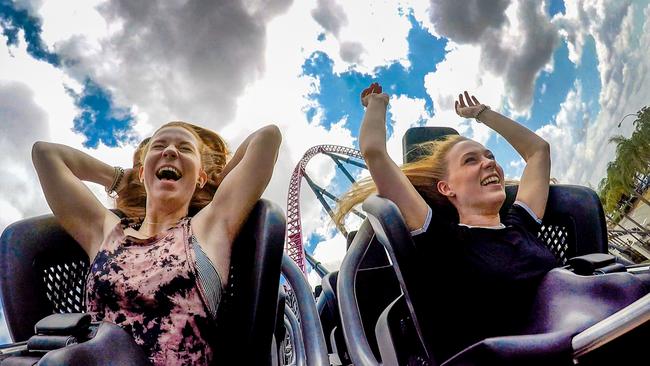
[305,232,324,253]
[302,13,447,139]
[575,36,601,118]
[527,40,575,128]
[0,1,59,66]
[548,0,566,17]
[302,12,448,253]
[67,79,137,149]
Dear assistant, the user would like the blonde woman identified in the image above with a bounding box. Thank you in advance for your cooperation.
[335,83,557,361]
[32,122,281,365]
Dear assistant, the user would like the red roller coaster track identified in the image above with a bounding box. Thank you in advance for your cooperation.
[285,145,364,272]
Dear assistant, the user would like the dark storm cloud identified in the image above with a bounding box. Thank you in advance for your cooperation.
[429,0,559,111]
[59,0,293,130]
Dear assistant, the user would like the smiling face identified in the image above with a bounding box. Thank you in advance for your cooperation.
[437,139,506,216]
[139,126,207,212]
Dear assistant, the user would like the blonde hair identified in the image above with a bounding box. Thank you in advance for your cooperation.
[334,135,468,227]
[116,121,229,217]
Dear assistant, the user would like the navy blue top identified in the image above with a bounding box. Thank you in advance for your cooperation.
[411,202,558,361]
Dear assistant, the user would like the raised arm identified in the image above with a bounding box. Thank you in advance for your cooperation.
[192,125,281,245]
[455,91,551,218]
[31,142,120,258]
[359,83,429,231]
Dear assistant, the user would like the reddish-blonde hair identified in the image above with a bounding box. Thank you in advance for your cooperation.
[116,121,229,217]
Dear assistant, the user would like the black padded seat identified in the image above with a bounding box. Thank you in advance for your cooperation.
[0,213,90,342]
[206,199,286,365]
[441,268,648,366]
[402,126,459,163]
[319,236,398,364]
[24,321,149,366]
[274,286,288,361]
[0,199,286,365]
[501,185,608,264]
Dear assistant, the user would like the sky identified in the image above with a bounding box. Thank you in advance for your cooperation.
[1,0,649,343]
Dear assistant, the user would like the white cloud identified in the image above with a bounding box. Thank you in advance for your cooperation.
[547,0,650,186]
[44,0,293,136]
[509,158,525,169]
[425,0,559,114]
[228,1,358,244]
[535,81,590,183]
[307,268,320,289]
[312,232,347,271]
[0,34,64,233]
[226,1,362,252]
[506,158,525,181]
[386,94,431,162]
[310,0,413,74]
[38,0,109,53]
[307,230,348,289]
[311,0,348,38]
[423,43,507,144]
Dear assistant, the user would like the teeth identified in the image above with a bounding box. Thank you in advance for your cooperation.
[157,166,180,176]
[481,176,500,186]
[156,166,182,180]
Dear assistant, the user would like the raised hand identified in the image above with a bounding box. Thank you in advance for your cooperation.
[361,82,389,108]
[455,91,486,119]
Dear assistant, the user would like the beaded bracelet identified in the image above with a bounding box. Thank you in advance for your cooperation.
[106,166,125,198]
[474,104,491,122]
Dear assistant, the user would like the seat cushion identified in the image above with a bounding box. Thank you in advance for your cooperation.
[441,268,648,365]
[526,268,647,334]
[442,330,575,366]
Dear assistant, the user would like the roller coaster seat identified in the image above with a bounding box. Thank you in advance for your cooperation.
[335,126,649,365]
[0,199,286,365]
[363,194,649,365]
[317,231,400,365]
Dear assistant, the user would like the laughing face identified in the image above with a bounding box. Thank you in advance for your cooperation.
[437,139,506,216]
[139,126,207,211]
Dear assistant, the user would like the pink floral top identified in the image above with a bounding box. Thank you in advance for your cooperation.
[85,217,216,365]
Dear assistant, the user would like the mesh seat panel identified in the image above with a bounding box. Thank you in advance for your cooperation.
[39,258,89,314]
[538,224,571,265]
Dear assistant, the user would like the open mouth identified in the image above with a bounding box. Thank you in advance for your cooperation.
[156,166,182,181]
[480,175,500,186]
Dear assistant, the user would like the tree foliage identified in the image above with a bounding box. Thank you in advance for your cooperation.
[598,106,650,215]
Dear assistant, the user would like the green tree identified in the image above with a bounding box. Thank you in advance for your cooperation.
[599,106,650,215]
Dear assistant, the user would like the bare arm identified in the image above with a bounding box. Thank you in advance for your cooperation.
[456,92,551,218]
[193,125,281,245]
[214,130,251,186]
[359,83,429,231]
[31,142,119,257]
